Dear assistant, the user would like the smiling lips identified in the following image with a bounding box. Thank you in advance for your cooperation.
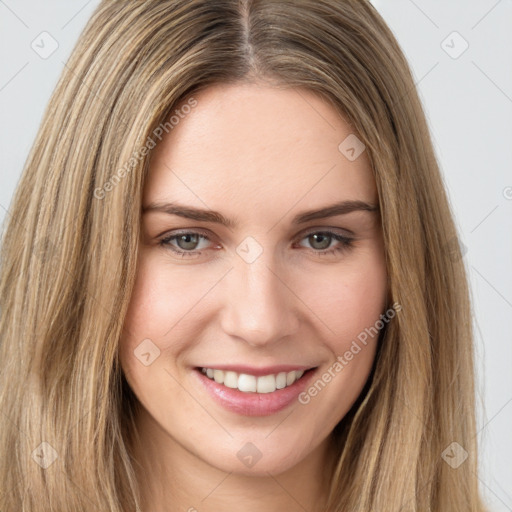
[201,367,305,393]
[195,364,317,416]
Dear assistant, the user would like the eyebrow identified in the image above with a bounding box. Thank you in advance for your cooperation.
[142,200,379,228]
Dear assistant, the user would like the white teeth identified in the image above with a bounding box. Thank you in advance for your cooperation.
[200,368,308,393]
[257,375,276,393]
[286,371,296,386]
[276,372,287,389]
[238,374,257,392]
[223,371,239,389]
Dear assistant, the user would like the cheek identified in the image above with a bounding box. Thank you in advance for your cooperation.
[121,250,219,351]
[295,250,387,414]
[300,247,388,350]
[118,253,201,414]
[119,252,183,380]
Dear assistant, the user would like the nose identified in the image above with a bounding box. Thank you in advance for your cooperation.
[219,250,300,348]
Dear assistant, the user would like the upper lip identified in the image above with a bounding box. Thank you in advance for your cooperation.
[196,364,316,376]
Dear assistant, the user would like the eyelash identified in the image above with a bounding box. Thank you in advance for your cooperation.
[158,229,354,258]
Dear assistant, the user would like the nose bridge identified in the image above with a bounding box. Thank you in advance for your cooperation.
[220,240,299,346]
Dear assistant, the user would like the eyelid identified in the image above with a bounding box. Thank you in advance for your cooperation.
[297,225,355,238]
[155,227,213,240]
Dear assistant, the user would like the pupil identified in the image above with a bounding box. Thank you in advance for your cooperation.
[311,233,331,250]
[178,234,198,250]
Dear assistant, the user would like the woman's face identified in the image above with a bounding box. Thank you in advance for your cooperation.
[120,83,388,476]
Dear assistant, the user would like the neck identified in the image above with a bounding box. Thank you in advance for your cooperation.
[131,406,338,512]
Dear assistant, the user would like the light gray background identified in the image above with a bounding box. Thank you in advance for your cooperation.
[1,1,511,509]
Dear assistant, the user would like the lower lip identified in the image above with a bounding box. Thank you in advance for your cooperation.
[193,368,317,417]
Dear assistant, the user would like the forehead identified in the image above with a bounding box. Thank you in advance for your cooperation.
[144,83,377,223]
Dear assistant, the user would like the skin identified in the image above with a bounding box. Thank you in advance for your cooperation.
[120,82,388,512]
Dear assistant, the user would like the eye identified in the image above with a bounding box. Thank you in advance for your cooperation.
[159,230,214,258]
[295,230,354,256]
[158,229,354,259]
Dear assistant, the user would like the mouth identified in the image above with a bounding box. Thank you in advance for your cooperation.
[193,365,318,416]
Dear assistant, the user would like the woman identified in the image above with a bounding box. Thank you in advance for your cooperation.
[0,0,486,510]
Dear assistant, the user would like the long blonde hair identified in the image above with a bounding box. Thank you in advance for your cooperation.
[0,0,486,510]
